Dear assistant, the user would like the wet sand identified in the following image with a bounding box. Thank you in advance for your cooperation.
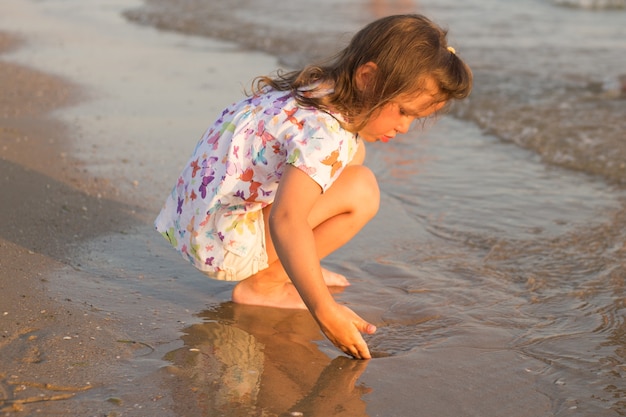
[0,2,588,416]
[0,19,262,413]
[0,33,149,414]
[0,28,556,417]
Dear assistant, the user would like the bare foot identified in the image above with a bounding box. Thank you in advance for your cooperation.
[232,266,307,310]
[232,265,349,309]
[321,268,350,287]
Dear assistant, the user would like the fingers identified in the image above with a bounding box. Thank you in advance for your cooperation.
[344,320,375,359]
[359,321,377,335]
[355,345,372,360]
[342,331,372,360]
[330,329,370,359]
[343,344,370,360]
[317,304,377,360]
[345,311,377,359]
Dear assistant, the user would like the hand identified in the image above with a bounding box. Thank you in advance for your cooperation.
[315,303,377,359]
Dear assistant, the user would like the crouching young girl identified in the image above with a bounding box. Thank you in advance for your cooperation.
[156,14,472,359]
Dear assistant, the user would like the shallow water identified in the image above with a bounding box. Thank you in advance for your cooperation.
[2,0,625,415]
[127,0,626,184]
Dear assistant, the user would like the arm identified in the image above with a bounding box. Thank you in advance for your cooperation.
[269,164,374,359]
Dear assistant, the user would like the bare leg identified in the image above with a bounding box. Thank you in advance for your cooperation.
[232,165,379,309]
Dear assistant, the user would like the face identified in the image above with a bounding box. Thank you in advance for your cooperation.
[357,78,446,143]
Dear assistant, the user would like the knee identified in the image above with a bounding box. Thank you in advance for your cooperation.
[346,165,380,219]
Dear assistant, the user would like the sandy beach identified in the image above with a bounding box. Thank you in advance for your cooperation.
[0,10,545,417]
[0,3,331,415]
[2,1,625,416]
[0,14,553,417]
[0,31,144,414]
[0,5,244,413]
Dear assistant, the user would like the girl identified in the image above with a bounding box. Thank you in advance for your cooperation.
[155,14,472,359]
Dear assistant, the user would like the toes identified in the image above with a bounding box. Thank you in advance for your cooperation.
[321,268,350,286]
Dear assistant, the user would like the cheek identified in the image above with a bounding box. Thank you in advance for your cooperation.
[359,105,397,137]
[369,109,396,129]
[364,119,387,136]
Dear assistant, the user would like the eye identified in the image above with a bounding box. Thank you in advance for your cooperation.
[399,107,419,120]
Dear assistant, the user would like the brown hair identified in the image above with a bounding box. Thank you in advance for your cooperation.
[252,14,472,131]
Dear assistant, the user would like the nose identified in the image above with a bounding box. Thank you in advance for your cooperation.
[395,117,413,134]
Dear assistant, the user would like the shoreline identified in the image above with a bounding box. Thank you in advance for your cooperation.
[0,6,280,410]
[0,32,159,415]
[2,1,624,415]
[126,0,626,186]
[0,25,555,417]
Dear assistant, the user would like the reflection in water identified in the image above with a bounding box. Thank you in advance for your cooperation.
[163,303,370,416]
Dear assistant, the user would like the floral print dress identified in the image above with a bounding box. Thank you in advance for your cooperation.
[155,88,360,274]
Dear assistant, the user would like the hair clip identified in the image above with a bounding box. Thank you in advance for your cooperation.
[447,46,456,54]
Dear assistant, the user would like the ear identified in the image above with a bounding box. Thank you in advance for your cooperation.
[355,62,378,92]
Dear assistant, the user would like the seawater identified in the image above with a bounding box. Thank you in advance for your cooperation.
[126,0,626,183]
[125,0,626,415]
[2,0,624,415]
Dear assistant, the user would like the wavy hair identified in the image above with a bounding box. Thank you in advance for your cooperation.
[252,14,472,131]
